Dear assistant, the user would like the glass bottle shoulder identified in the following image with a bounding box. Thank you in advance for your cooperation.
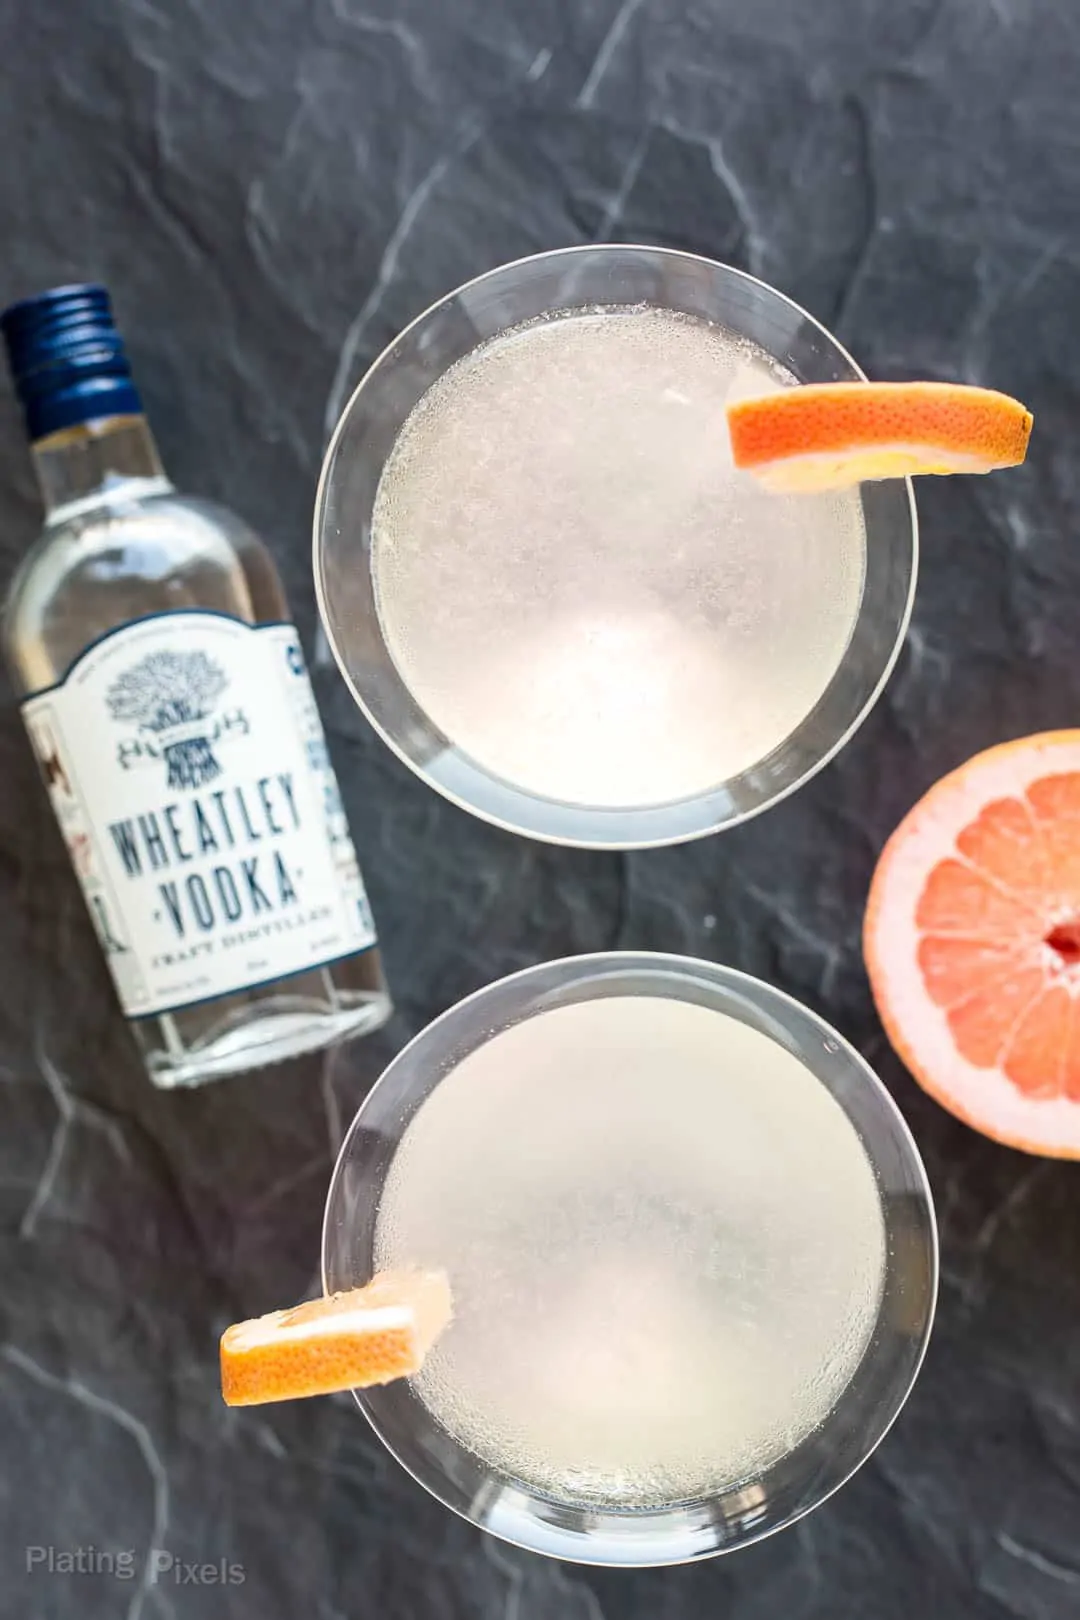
[4,488,287,694]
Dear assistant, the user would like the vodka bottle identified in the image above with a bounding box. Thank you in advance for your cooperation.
[1,284,391,1087]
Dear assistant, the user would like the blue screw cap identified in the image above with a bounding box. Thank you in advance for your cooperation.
[1,283,143,442]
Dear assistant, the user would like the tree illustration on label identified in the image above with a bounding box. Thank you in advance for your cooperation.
[107,650,229,790]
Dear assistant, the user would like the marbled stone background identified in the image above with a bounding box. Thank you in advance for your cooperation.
[1,1,1078,1616]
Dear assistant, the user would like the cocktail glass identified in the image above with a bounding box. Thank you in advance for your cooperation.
[314,246,917,848]
[322,953,937,1566]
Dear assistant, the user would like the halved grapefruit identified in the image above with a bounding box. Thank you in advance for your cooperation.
[220,1270,452,1406]
[728,381,1033,492]
[864,732,1080,1158]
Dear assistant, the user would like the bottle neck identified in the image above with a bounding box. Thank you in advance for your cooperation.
[31,413,172,523]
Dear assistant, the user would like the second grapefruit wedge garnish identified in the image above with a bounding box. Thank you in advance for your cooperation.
[864,733,1080,1159]
[728,381,1033,492]
[220,1270,452,1406]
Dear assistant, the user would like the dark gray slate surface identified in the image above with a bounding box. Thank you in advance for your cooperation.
[1,1,1078,1616]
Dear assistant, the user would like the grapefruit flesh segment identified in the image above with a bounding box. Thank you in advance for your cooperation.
[220,1270,452,1406]
[1004,986,1074,1100]
[727,381,1033,492]
[864,732,1080,1157]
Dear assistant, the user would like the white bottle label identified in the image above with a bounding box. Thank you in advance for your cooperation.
[22,611,378,1019]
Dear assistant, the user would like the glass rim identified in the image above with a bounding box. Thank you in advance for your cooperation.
[313,245,919,849]
[321,951,939,1566]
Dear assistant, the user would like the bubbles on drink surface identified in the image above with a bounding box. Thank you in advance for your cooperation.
[375,997,885,1506]
[372,306,866,808]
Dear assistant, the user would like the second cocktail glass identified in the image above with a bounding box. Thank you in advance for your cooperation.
[323,954,937,1564]
[314,246,916,848]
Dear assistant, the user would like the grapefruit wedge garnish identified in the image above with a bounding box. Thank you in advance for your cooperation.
[220,1270,452,1406]
[864,733,1080,1158]
[728,381,1033,492]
